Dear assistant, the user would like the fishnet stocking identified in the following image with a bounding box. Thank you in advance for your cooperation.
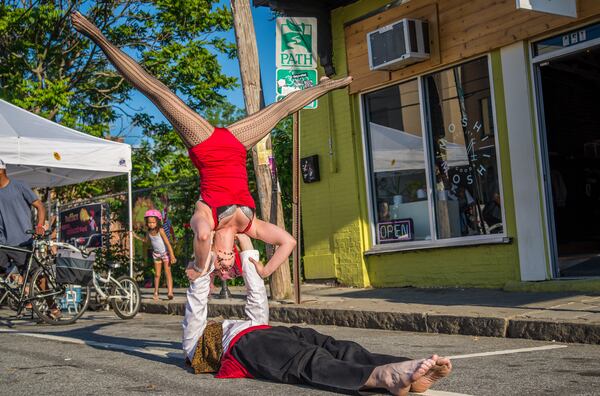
[84,33,214,148]
[76,14,351,150]
[228,77,352,149]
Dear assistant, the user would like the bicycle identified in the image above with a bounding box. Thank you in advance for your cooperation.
[90,260,141,320]
[0,230,91,325]
[53,234,141,320]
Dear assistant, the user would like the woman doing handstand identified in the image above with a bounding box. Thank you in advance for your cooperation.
[71,11,352,279]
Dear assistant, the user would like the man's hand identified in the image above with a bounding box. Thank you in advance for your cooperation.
[249,257,268,278]
[186,263,202,282]
[34,224,45,236]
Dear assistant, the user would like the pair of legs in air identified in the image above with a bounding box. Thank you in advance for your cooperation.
[71,11,351,276]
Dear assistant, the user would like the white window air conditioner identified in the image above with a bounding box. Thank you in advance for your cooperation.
[367,18,430,71]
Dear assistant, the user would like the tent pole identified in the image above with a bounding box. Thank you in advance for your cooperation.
[128,171,134,278]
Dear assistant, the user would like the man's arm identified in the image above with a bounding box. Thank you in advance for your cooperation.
[31,200,46,235]
[240,249,269,325]
[182,266,212,360]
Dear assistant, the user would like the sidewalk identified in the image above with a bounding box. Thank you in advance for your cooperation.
[140,284,600,344]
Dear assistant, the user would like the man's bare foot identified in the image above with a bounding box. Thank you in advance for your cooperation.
[411,357,453,393]
[366,356,437,396]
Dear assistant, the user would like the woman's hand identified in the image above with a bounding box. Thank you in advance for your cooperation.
[171,256,178,264]
[249,257,268,278]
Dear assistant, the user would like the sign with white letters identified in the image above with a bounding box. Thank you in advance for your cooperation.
[276,17,318,68]
[275,17,319,110]
[516,0,577,18]
[275,69,318,109]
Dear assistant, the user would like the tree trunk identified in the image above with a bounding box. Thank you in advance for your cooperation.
[231,0,292,300]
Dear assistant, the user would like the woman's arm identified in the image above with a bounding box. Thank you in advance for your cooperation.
[71,11,213,147]
[159,228,177,264]
[245,218,296,278]
[228,76,352,149]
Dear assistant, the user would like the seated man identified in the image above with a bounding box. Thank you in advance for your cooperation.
[183,235,451,395]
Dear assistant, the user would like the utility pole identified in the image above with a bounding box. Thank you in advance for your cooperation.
[231,0,292,300]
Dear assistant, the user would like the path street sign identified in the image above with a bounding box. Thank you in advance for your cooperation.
[276,69,318,109]
[276,17,318,68]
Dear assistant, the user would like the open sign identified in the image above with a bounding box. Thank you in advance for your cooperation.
[378,219,414,243]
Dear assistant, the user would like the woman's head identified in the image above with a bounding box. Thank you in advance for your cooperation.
[144,209,162,230]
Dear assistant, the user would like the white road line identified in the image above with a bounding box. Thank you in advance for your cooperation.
[0,329,183,359]
[448,344,567,359]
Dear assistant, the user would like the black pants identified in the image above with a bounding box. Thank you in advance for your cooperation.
[0,248,30,272]
[230,326,410,394]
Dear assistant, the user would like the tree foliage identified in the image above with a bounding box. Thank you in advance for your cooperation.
[0,1,295,287]
[0,0,237,200]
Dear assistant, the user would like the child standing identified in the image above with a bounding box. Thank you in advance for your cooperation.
[136,210,177,300]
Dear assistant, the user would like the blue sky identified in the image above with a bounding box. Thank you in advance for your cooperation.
[122,2,277,144]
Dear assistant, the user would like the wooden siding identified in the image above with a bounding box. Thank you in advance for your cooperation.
[345,0,600,93]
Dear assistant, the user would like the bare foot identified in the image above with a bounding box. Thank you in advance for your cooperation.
[153,293,159,301]
[367,356,437,396]
[411,357,453,393]
[318,75,353,88]
[71,11,102,37]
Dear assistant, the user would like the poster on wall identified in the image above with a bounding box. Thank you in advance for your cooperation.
[516,0,577,18]
[60,203,103,248]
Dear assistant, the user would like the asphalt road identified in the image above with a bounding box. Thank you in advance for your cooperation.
[0,309,599,396]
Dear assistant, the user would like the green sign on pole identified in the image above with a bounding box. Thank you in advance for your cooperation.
[276,17,317,68]
[276,69,318,109]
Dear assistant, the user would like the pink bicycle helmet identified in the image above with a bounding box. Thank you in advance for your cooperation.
[144,209,162,221]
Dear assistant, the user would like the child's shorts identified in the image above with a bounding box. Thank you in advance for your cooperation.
[152,251,170,263]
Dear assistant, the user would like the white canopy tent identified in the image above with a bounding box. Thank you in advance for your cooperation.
[369,122,469,172]
[0,98,134,275]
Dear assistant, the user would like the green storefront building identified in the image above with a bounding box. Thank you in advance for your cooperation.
[256,0,600,291]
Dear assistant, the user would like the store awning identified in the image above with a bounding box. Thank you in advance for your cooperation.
[0,99,131,188]
[370,122,468,172]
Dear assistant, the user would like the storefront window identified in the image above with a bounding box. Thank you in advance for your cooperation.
[424,57,503,238]
[363,57,504,247]
[364,80,432,243]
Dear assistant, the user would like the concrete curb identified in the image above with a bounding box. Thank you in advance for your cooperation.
[140,301,600,344]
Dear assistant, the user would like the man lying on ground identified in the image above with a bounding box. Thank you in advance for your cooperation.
[182,234,452,395]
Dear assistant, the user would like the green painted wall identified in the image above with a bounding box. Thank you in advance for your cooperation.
[300,0,522,288]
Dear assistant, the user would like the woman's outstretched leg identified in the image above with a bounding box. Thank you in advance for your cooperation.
[228,76,352,149]
[71,11,213,148]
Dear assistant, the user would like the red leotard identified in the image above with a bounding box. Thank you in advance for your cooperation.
[188,128,255,222]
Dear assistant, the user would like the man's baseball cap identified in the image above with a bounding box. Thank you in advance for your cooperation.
[0,159,5,169]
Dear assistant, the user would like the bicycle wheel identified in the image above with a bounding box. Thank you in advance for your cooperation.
[29,266,90,325]
[0,288,19,311]
[110,276,141,320]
